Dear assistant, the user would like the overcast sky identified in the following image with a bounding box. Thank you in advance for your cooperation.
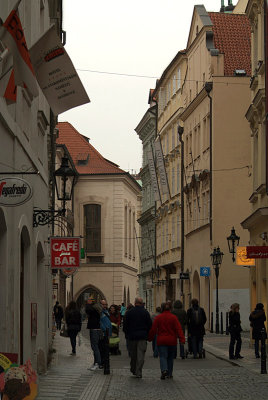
[60,0,222,173]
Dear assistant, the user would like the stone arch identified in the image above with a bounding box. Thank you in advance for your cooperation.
[75,284,105,312]
[192,270,200,303]
[0,208,8,351]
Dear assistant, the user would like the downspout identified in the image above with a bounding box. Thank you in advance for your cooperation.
[178,125,184,305]
[205,82,213,243]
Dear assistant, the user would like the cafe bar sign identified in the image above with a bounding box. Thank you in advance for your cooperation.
[246,246,268,259]
[51,237,80,269]
[0,178,32,206]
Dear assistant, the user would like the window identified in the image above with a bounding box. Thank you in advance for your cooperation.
[196,81,198,96]
[129,209,132,258]
[166,220,169,249]
[162,223,165,252]
[124,206,128,255]
[168,81,171,102]
[172,74,176,95]
[172,216,175,248]
[172,125,175,150]
[177,215,180,247]
[177,68,181,90]
[133,212,136,259]
[166,131,169,154]
[172,167,175,196]
[84,204,101,252]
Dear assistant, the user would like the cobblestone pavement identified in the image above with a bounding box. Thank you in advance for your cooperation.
[37,327,268,400]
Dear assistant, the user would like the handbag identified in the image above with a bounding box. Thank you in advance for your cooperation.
[60,323,69,337]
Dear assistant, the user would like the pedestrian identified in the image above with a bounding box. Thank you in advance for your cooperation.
[151,306,161,358]
[85,296,102,370]
[124,297,152,379]
[149,302,185,380]
[249,303,266,358]
[65,301,82,355]
[109,304,121,327]
[187,298,207,359]
[99,299,112,374]
[120,302,126,326]
[228,303,243,360]
[172,300,187,359]
[53,301,64,330]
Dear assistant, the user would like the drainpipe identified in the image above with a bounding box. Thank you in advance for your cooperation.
[178,125,184,306]
[205,82,213,243]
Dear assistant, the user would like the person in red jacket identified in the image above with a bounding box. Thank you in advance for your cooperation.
[148,302,185,380]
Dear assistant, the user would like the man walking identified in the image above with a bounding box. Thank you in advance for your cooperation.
[85,296,102,370]
[187,298,207,359]
[99,299,112,374]
[124,297,152,378]
[53,301,64,330]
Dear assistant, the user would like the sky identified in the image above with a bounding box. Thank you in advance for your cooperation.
[59,0,223,173]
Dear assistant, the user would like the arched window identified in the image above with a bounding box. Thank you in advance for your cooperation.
[84,204,101,253]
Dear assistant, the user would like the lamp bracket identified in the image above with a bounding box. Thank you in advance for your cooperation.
[33,208,65,227]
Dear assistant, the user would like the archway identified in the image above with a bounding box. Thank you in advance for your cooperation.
[75,285,105,318]
[0,208,7,351]
[192,270,200,303]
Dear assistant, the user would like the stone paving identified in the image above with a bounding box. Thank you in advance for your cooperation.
[37,327,268,400]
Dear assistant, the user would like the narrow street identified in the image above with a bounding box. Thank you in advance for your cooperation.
[37,326,268,400]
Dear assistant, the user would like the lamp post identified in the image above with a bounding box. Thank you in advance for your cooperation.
[227,227,240,262]
[210,246,224,334]
[151,265,161,285]
[33,157,76,227]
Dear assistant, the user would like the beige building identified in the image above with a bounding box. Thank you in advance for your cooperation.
[152,4,252,328]
[242,0,268,313]
[56,122,140,309]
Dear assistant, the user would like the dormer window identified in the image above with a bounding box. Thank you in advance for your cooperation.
[77,153,89,165]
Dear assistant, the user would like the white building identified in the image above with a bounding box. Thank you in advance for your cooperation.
[0,0,62,372]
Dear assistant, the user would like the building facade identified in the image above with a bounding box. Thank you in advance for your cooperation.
[0,0,63,372]
[57,122,141,308]
[242,0,267,314]
[135,95,157,312]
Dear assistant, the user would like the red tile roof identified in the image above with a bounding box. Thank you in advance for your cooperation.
[56,122,126,175]
[208,12,251,76]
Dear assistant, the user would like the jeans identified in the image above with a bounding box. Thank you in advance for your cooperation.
[191,336,203,357]
[99,335,110,372]
[255,339,260,357]
[129,340,147,377]
[158,345,177,376]
[56,318,62,330]
[68,330,79,353]
[229,332,242,357]
[89,329,101,365]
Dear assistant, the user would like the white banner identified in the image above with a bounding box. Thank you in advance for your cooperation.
[154,138,169,195]
[147,146,160,202]
[29,25,90,115]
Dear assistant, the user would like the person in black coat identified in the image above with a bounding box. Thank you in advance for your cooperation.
[54,301,64,330]
[249,303,267,358]
[228,303,243,360]
[186,298,207,359]
[65,301,82,355]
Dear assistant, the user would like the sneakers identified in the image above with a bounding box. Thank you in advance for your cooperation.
[161,370,168,380]
[88,363,99,371]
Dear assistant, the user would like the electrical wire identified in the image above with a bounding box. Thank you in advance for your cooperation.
[76,68,251,86]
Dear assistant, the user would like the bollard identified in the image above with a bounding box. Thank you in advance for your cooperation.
[210,312,213,333]
[220,312,224,334]
[226,312,229,335]
[261,327,267,374]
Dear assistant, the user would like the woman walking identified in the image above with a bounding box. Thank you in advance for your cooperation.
[249,303,266,358]
[228,303,243,360]
[109,304,121,327]
[65,301,82,355]
[148,302,185,380]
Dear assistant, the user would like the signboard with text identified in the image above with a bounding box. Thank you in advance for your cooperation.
[0,177,32,206]
[246,246,268,259]
[50,237,80,269]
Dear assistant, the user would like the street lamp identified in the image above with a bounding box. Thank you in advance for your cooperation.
[227,227,240,262]
[151,265,161,284]
[210,246,224,334]
[33,157,76,227]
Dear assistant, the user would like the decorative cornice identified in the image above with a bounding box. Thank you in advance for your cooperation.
[180,86,208,122]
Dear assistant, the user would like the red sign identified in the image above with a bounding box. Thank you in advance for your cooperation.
[50,237,80,269]
[246,246,268,259]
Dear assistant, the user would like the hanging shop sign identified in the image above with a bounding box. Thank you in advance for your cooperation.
[179,272,190,280]
[246,246,268,259]
[236,247,255,266]
[0,177,32,206]
[50,237,80,269]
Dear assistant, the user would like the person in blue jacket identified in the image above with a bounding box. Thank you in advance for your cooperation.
[99,299,112,374]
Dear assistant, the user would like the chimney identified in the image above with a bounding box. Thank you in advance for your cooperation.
[220,0,225,12]
[225,0,235,12]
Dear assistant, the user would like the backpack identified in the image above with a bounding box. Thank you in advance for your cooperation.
[190,307,202,326]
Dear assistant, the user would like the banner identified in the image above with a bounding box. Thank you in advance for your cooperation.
[29,25,90,115]
[154,138,170,195]
[147,146,160,202]
[247,246,268,259]
[0,0,38,98]
[50,237,80,269]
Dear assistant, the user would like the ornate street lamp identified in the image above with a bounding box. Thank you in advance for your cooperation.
[210,246,224,334]
[33,157,76,227]
[151,265,161,284]
[227,227,240,262]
